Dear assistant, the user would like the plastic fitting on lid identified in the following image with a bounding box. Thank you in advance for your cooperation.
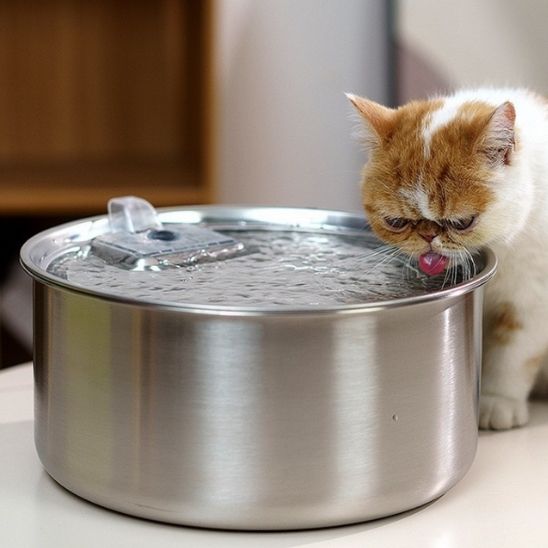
[91,196,248,271]
[107,196,163,234]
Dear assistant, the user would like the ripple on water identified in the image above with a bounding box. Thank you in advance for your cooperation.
[47,228,465,307]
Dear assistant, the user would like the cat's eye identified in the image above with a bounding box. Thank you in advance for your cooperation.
[383,217,410,232]
[446,215,477,231]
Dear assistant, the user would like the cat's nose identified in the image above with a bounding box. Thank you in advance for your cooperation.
[418,232,437,243]
[416,220,440,243]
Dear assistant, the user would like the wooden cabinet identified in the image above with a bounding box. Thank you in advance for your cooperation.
[0,0,213,214]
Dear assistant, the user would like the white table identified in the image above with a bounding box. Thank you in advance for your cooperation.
[2,363,547,548]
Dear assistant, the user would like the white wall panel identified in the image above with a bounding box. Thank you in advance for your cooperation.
[214,0,389,212]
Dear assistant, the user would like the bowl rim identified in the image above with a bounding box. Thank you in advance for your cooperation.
[20,204,498,316]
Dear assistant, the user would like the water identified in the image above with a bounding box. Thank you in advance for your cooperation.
[47,226,466,307]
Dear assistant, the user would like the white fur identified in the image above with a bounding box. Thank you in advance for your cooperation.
[422,99,461,157]
[436,88,548,430]
[400,186,436,220]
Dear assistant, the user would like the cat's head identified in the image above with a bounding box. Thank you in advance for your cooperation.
[348,93,520,275]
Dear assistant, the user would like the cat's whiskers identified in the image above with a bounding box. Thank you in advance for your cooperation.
[361,244,397,261]
[438,244,453,290]
[460,253,470,282]
[464,248,477,280]
[365,245,399,262]
[453,248,476,282]
[461,251,471,282]
[351,239,478,290]
[404,252,421,280]
[365,246,404,273]
[441,259,452,290]
[401,252,413,282]
[371,248,402,270]
[463,248,477,279]
[349,245,396,271]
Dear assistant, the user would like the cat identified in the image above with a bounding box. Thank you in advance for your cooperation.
[347,87,548,430]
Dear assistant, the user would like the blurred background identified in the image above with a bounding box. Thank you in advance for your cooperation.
[1,0,546,367]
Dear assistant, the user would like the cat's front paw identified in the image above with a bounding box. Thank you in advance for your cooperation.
[479,393,529,430]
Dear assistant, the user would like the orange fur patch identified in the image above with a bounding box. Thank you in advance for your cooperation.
[492,302,523,344]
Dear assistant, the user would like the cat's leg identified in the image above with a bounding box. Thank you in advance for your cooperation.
[479,302,547,430]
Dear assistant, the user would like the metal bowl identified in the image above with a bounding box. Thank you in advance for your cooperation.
[20,206,496,530]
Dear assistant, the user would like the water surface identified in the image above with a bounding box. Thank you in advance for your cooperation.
[47,226,464,307]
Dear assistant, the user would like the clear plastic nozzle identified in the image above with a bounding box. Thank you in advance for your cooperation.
[107,196,162,234]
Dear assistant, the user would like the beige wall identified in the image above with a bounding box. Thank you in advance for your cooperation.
[213,0,390,212]
[398,0,548,96]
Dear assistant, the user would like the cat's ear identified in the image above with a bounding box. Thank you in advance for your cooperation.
[479,101,516,166]
[346,93,397,147]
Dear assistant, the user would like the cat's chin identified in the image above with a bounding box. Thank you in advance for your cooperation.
[418,252,448,276]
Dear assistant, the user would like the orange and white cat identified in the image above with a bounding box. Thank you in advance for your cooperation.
[348,88,548,430]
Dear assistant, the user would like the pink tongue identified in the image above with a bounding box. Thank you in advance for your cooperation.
[418,252,448,276]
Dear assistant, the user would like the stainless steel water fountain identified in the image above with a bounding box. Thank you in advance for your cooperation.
[20,200,496,530]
